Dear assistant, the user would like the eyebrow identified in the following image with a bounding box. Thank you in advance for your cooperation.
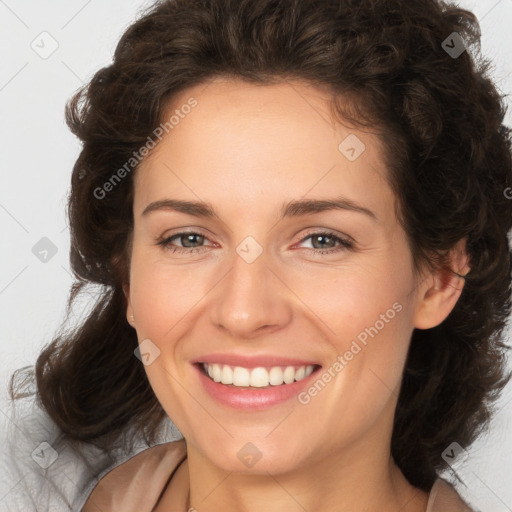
[141,196,377,221]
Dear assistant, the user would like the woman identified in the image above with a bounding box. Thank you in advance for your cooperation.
[4,0,511,510]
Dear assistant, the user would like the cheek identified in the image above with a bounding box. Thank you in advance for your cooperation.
[280,253,414,348]
[128,247,212,341]
[127,247,208,428]
[282,250,416,404]
[290,271,414,447]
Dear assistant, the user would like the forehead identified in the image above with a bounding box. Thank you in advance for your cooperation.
[134,77,396,224]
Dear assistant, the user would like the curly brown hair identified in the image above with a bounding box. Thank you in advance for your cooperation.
[10,0,512,492]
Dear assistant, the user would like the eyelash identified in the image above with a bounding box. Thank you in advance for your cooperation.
[156,230,354,256]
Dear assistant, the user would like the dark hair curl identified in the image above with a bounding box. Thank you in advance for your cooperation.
[10,0,512,492]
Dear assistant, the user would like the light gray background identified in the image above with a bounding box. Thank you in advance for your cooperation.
[0,0,511,510]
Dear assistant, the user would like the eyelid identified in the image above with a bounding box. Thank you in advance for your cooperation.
[296,228,355,246]
[156,229,215,249]
[292,229,354,255]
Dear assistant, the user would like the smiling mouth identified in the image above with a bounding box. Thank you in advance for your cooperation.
[197,362,322,388]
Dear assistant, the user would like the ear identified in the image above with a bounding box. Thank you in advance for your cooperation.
[413,238,470,330]
[123,283,135,326]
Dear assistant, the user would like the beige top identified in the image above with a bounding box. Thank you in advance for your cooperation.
[81,439,474,512]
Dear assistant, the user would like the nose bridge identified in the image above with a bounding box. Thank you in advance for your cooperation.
[210,237,292,337]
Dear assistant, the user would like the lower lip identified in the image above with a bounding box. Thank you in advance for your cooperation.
[193,364,321,410]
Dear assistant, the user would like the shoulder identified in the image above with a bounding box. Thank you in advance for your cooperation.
[427,478,478,512]
[81,439,187,512]
[0,367,182,512]
[1,383,113,511]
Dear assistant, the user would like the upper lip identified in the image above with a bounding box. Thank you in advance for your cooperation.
[192,353,321,368]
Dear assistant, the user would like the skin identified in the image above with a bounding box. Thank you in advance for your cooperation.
[124,77,469,512]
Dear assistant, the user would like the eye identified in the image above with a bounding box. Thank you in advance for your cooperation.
[295,230,354,255]
[156,231,213,253]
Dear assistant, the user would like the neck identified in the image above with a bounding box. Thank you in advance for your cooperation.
[183,434,428,512]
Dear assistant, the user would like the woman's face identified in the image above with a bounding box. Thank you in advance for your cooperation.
[126,77,433,474]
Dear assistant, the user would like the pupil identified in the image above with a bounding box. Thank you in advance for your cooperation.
[314,235,332,249]
[183,234,202,247]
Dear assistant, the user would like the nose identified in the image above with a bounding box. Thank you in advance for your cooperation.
[209,244,293,339]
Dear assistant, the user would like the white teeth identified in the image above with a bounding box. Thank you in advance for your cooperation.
[295,366,306,381]
[283,366,295,384]
[250,367,269,388]
[269,366,284,385]
[221,365,233,385]
[233,366,250,386]
[212,364,222,383]
[202,363,315,387]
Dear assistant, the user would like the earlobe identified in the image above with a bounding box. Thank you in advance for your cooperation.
[413,238,470,330]
[123,283,136,326]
